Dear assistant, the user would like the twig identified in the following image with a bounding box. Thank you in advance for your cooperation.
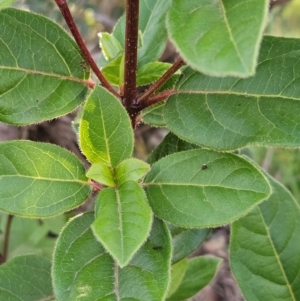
[138,90,176,110]
[123,0,140,109]
[54,0,119,98]
[0,214,13,264]
[138,57,185,103]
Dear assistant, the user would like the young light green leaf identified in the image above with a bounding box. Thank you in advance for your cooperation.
[0,0,17,9]
[0,141,91,218]
[167,0,268,77]
[167,257,222,301]
[115,158,150,185]
[144,149,271,228]
[137,62,175,86]
[92,181,152,267]
[167,259,188,298]
[113,0,172,66]
[79,85,133,167]
[0,8,90,125]
[0,255,53,301]
[230,174,300,301]
[101,54,124,86]
[165,36,300,151]
[99,32,123,61]
[147,132,199,165]
[53,212,172,301]
[169,224,210,263]
[86,163,115,187]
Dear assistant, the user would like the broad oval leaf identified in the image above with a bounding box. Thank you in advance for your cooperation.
[53,212,172,301]
[167,0,268,77]
[0,8,91,125]
[0,254,53,301]
[169,224,210,263]
[167,256,222,301]
[230,174,300,301]
[86,163,116,187]
[143,149,271,227]
[165,36,300,150]
[92,181,153,267]
[0,141,91,217]
[79,85,133,167]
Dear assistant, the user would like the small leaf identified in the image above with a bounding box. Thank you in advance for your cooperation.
[53,212,172,301]
[99,32,123,61]
[167,257,222,301]
[169,224,210,263]
[165,36,300,150]
[167,259,188,298]
[137,62,175,86]
[0,141,91,217]
[92,181,152,267]
[0,8,90,125]
[144,149,271,227]
[147,132,199,165]
[167,0,268,77]
[0,255,53,301]
[86,163,115,187]
[101,54,125,86]
[230,174,300,301]
[79,85,133,167]
[115,158,150,185]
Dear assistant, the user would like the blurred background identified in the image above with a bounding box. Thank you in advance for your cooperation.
[1,0,300,300]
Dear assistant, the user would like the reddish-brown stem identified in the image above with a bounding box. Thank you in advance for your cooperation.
[0,214,13,265]
[139,90,176,110]
[89,181,102,192]
[123,0,139,111]
[138,57,185,103]
[54,0,119,98]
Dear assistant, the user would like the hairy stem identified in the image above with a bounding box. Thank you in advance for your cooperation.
[0,215,13,264]
[138,57,185,103]
[123,0,140,110]
[54,0,119,98]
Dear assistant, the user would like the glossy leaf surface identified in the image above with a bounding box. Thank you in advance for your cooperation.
[92,181,153,267]
[169,224,210,263]
[53,212,172,301]
[230,174,300,301]
[167,257,222,301]
[115,158,150,185]
[165,36,300,150]
[0,141,91,217]
[167,0,268,77]
[144,149,271,227]
[79,86,133,167]
[0,255,53,301]
[0,8,90,125]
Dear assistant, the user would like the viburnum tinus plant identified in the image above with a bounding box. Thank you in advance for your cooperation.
[0,0,300,300]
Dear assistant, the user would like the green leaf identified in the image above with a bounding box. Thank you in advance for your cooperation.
[144,149,271,227]
[101,54,125,86]
[0,8,90,125]
[167,259,188,298]
[92,181,152,267]
[0,255,53,301]
[137,62,174,86]
[0,140,91,217]
[113,0,172,66]
[167,0,268,77]
[53,212,172,301]
[165,36,300,150]
[86,163,115,187]
[147,132,199,165]
[169,224,210,263]
[167,257,222,301]
[0,0,17,9]
[142,102,167,127]
[115,158,150,185]
[99,32,123,61]
[230,174,300,301]
[79,85,133,167]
